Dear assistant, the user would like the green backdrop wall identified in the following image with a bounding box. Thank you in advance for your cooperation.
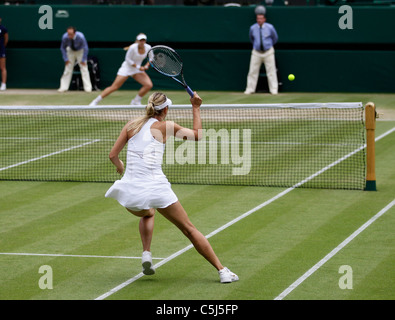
[1,5,394,92]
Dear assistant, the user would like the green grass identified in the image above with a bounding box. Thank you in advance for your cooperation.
[0,90,394,300]
[1,89,395,111]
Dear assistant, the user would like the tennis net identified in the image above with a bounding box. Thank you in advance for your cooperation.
[0,103,366,189]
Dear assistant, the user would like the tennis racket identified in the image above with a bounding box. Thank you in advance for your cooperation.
[148,45,194,97]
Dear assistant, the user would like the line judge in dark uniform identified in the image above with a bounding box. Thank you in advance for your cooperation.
[58,26,91,92]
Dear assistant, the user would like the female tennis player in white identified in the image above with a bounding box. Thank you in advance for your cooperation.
[105,92,238,283]
[89,33,153,106]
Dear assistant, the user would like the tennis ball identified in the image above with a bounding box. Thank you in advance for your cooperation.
[288,74,295,81]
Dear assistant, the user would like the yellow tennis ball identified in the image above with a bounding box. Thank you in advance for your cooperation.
[288,74,295,81]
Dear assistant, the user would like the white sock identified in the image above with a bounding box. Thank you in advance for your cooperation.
[89,95,102,106]
[94,95,103,103]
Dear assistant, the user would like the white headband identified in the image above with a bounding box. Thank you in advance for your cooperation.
[154,98,172,110]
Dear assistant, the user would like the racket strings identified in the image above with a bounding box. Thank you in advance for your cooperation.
[149,48,183,77]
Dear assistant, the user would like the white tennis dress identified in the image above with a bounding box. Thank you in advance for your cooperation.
[105,118,178,211]
[117,43,151,77]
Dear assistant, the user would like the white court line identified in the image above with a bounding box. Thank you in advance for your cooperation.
[274,198,395,300]
[95,126,395,300]
[0,252,165,260]
[0,137,94,141]
[0,139,101,172]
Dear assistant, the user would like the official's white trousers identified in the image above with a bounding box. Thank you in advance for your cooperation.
[245,48,278,94]
[59,47,92,92]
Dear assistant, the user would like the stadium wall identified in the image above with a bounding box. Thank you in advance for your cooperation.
[1,5,394,92]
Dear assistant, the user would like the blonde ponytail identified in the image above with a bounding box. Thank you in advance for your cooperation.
[127,92,168,135]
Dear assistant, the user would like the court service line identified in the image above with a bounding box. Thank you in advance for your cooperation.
[0,252,165,260]
[274,198,395,300]
[0,139,101,172]
[95,126,395,300]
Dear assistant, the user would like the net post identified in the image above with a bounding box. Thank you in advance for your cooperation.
[365,102,377,191]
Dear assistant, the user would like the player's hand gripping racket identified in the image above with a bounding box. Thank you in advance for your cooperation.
[148,45,194,97]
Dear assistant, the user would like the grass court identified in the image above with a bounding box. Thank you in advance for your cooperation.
[0,90,394,300]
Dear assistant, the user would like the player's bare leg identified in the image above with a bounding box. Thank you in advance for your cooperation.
[157,201,224,270]
[101,75,129,98]
[0,57,7,90]
[89,75,128,106]
[157,201,239,283]
[130,72,153,105]
[126,207,156,275]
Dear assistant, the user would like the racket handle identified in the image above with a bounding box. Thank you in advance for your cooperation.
[185,86,194,97]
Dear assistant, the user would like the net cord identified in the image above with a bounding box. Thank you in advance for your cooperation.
[0,103,363,111]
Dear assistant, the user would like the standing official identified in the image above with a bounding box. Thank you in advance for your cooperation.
[244,14,278,95]
[58,26,92,92]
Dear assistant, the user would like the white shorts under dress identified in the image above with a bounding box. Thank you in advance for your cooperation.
[117,42,151,77]
[117,61,144,77]
[105,178,178,211]
[105,118,178,211]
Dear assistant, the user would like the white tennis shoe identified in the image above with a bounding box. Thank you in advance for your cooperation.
[218,267,239,283]
[142,251,155,275]
[130,96,142,105]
